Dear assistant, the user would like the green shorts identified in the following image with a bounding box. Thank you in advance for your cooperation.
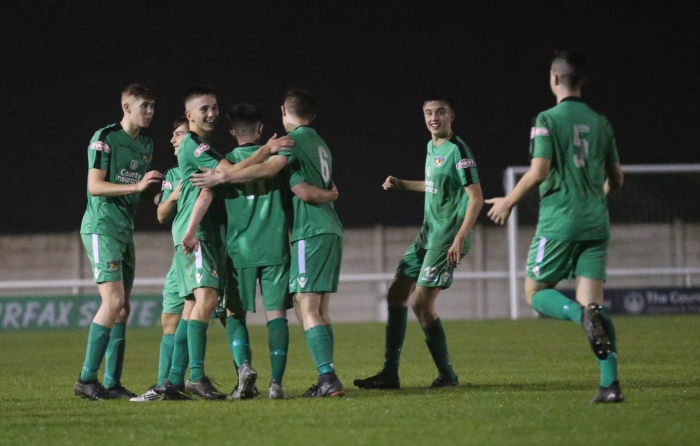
[174,241,226,298]
[395,241,461,289]
[289,234,343,293]
[81,233,135,289]
[526,236,609,283]
[162,254,184,314]
[227,262,292,313]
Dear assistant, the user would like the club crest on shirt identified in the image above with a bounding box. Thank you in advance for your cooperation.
[456,158,476,169]
[434,156,444,167]
[130,160,138,170]
[90,141,111,153]
[142,154,151,163]
[194,144,210,157]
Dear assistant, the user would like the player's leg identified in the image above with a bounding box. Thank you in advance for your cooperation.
[412,249,460,388]
[526,236,583,322]
[185,285,223,399]
[103,242,136,398]
[224,263,257,399]
[159,298,194,400]
[354,243,419,390]
[574,240,622,403]
[75,234,126,400]
[261,263,292,399]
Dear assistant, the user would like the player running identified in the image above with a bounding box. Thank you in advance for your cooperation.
[191,89,343,397]
[485,49,624,403]
[75,84,162,400]
[354,95,483,390]
[130,117,188,402]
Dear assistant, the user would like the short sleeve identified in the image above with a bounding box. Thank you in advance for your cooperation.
[289,169,305,188]
[88,139,112,170]
[602,117,620,166]
[456,156,479,186]
[191,143,222,170]
[530,114,554,159]
[160,169,177,202]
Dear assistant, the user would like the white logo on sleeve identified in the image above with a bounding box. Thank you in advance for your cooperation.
[90,141,111,153]
[194,144,210,157]
[530,127,550,138]
[456,158,476,169]
[298,277,307,288]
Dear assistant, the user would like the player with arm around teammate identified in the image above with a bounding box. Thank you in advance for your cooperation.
[486,49,624,403]
[74,84,163,400]
[354,95,483,390]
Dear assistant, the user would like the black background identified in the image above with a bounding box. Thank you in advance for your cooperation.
[1,1,698,233]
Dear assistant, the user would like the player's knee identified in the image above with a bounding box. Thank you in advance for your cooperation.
[387,281,411,306]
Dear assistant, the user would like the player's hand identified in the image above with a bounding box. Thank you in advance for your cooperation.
[328,182,339,202]
[137,170,163,192]
[191,167,225,188]
[447,236,463,267]
[383,176,403,190]
[169,180,183,201]
[266,133,295,154]
[181,231,200,254]
[485,197,512,226]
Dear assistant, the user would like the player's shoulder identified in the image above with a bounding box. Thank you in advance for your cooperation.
[447,135,475,159]
[165,165,181,179]
[88,123,122,152]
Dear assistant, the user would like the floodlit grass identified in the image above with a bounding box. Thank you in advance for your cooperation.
[1,316,699,445]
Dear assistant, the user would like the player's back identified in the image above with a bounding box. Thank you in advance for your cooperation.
[532,98,619,241]
[286,126,343,241]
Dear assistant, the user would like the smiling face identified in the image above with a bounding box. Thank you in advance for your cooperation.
[124,96,155,128]
[170,123,188,156]
[423,100,454,139]
[186,94,219,135]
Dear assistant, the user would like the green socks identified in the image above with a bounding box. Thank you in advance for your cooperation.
[168,319,189,386]
[423,318,457,381]
[531,289,582,323]
[157,334,175,387]
[381,306,408,377]
[188,319,209,382]
[326,323,334,359]
[80,322,112,382]
[598,307,619,387]
[305,325,334,375]
[226,314,251,368]
[268,318,289,383]
[104,322,126,389]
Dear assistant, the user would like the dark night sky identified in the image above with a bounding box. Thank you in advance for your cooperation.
[1,1,698,234]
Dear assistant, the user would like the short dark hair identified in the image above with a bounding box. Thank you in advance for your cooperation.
[225,103,262,136]
[284,88,315,120]
[184,86,216,105]
[122,84,156,102]
[173,116,189,130]
[423,95,455,112]
[552,48,587,89]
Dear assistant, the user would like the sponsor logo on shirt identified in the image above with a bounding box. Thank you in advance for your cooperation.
[130,160,138,170]
[456,158,476,169]
[298,277,307,288]
[530,127,550,138]
[425,167,431,177]
[194,144,210,157]
[89,141,111,153]
[425,181,437,194]
[434,156,444,167]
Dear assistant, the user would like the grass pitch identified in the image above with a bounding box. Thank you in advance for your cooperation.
[1,315,699,445]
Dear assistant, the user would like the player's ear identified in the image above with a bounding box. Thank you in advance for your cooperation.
[123,101,131,114]
[185,110,192,121]
[258,122,264,135]
[229,129,236,138]
[281,105,286,117]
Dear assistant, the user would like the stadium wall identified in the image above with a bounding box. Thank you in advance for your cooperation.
[1,223,699,325]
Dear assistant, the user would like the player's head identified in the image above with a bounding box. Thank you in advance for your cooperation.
[422,95,455,139]
[170,116,189,156]
[281,88,315,130]
[184,86,218,134]
[550,48,587,92]
[226,103,263,143]
[121,84,156,128]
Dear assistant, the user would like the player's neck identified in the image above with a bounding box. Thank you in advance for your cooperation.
[432,131,453,147]
[555,88,582,104]
[120,117,141,139]
[236,135,260,146]
[190,125,212,140]
[284,119,310,133]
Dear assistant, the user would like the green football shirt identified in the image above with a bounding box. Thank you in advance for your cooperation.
[416,135,480,253]
[159,166,181,204]
[171,132,225,247]
[223,144,292,267]
[530,97,619,241]
[286,126,343,242]
[80,123,153,243]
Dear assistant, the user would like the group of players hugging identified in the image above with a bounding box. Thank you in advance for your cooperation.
[73,48,624,404]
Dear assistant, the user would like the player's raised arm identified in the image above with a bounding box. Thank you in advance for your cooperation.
[382,176,425,192]
[181,187,213,254]
[191,154,289,188]
[157,179,181,224]
[485,157,550,225]
[291,181,338,204]
[447,183,484,266]
[88,168,162,197]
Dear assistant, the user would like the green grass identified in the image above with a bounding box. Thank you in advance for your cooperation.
[1,316,699,445]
